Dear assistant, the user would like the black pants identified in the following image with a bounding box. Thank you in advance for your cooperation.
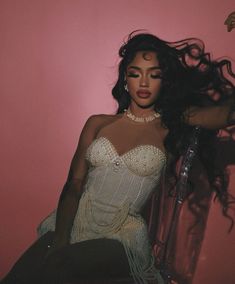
[1,232,132,284]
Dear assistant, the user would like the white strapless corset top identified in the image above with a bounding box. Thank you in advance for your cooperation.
[37,135,166,284]
[85,136,166,177]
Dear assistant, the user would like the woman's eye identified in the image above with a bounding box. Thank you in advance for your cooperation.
[127,73,139,78]
[150,74,162,79]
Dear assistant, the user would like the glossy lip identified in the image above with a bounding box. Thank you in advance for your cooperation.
[136,89,151,98]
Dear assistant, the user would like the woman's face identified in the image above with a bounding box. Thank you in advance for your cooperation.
[125,51,162,109]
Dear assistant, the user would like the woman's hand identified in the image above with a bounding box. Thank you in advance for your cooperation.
[44,236,68,260]
[224,11,235,32]
[36,237,69,283]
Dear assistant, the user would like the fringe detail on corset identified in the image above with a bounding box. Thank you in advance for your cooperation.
[71,191,164,284]
[122,241,164,284]
[71,190,131,241]
[37,210,56,237]
[37,191,165,284]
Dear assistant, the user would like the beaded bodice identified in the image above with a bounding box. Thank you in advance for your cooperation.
[84,136,166,214]
[37,134,167,284]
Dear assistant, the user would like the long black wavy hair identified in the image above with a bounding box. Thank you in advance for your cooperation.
[112,31,235,231]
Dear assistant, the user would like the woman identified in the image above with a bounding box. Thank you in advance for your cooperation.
[2,32,235,284]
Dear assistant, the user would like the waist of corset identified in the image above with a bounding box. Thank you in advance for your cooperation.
[78,190,139,234]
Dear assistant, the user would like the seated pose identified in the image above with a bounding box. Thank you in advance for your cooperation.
[2,32,235,284]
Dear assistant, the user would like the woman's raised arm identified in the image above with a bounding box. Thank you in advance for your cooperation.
[185,98,235,129]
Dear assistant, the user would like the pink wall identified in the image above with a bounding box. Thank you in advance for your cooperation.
[0,0,234,282]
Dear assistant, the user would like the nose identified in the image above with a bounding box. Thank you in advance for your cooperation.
[140,74,149,87]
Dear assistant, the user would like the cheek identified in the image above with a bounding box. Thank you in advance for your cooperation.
[152,81,162,93]
[127,79,138,91]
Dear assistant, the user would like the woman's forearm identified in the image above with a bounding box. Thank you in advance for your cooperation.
[227,100,235,126]
[186,97,235,129]
[53,179,83,243]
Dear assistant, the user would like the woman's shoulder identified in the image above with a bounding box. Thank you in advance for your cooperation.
[84,113,122,133]
[86,113,122,125]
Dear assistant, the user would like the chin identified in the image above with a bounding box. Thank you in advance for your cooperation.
[130,94,157,108]
[134,96,157,107]
[135,100,156,109]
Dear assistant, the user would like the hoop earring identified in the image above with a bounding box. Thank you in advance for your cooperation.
[124,83,129,92]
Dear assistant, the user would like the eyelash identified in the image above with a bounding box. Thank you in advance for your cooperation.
[127,73,139,78]
[151,74,162,79]
[127,73,162,79]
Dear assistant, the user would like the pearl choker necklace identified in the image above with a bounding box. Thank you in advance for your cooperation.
[124,108,160,123]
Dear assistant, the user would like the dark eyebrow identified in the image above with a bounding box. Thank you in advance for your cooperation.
[127,66,161,70]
